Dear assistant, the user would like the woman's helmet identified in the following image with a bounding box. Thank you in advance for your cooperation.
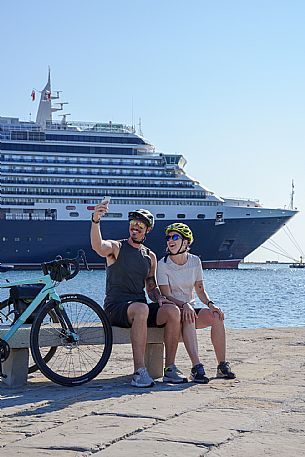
[165,223,194,244]
[128,209,155,229]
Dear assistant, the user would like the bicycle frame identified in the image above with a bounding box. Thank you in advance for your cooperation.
[0,274,60,343]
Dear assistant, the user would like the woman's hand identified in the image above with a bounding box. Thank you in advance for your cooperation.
[181,302,197,324]
[209,303,224,320]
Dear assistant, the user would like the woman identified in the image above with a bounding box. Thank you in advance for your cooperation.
[157,223,236,383]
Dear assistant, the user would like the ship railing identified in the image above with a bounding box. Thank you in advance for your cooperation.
[4,214,55,221]
[0,122,42,132]
[0,126,42,138]
[45,120,135,134]
[3,179,196,189]
[222,197,261,207]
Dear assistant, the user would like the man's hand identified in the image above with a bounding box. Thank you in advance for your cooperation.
[181,302,197,323]
[157,296,175,307]
[209,303,224,321]
[92,202,109,222]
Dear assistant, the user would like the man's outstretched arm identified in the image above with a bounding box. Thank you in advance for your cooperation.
[91,203,119,258]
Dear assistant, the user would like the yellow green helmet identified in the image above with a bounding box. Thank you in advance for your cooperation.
[165,223,194,244]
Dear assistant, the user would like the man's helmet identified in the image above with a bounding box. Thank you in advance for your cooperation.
[128,209,155,229]
[165,223,194,244]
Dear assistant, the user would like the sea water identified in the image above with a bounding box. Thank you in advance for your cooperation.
[1,264,304,329]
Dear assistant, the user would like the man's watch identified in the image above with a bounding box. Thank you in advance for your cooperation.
[207,300,214,308]
[91,213,100,224]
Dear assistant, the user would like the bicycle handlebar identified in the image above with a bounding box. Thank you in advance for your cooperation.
[41,250,90,282]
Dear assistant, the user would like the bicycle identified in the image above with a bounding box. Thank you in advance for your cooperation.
[0,250,112,386]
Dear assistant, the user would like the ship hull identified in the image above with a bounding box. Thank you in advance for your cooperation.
[1,215,291,269]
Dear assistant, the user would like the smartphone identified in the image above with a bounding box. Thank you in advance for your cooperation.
[101,196,111,205]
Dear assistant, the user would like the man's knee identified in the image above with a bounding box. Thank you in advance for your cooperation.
[128,302,149,322]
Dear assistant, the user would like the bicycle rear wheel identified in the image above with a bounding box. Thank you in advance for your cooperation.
[30,294,112,386]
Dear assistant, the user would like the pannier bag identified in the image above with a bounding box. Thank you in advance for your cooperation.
[9,284,45,324]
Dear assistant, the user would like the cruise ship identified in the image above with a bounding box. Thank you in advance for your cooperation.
[0,72,297,268]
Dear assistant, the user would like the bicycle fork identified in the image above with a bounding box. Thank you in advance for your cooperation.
[52,302,80,344]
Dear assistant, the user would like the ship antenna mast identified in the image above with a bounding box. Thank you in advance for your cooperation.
[131,96,135,132]
[138,117,143,136]
[289,179,295,210]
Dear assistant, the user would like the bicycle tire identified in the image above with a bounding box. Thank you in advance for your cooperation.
[0,299,58,374]
[30,294,113,386]
[28,308,59,374]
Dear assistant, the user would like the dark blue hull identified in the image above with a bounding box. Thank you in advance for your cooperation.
[0,216,291,268]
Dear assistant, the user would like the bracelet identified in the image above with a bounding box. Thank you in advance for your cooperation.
[207,300,214,308]
[91,213,100,224]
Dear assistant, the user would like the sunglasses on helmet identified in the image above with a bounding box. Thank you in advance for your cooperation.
[165,234,183,241]
[130,219,147,229]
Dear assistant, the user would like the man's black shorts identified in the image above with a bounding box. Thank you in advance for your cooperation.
[104,300,163,328]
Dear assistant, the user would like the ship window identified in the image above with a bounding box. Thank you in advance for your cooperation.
[14,237,20,242]
[177,214,186,218]
[156,214,165,218]
[37,237,43,241]
[69,212,79,217]
[103,212,122,218]
[197,214,205,219]
[2,237,8,242]
[87,206,96,210]
[66,205,76,210]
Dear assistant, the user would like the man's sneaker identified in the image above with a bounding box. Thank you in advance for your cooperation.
[216,361,236,379]
[131,367,155,388]
[190,363,209,384]
[163,364,188,384]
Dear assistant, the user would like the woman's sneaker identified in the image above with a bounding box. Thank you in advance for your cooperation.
[131,367,155,388]
[190,363,209,384]
[163,364,188,383]
[216,361,236,379]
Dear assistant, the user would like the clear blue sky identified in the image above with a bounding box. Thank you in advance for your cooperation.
[2,0,305,262]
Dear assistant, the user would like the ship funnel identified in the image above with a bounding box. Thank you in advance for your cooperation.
[36,68,61,128]
[36,68,52,128]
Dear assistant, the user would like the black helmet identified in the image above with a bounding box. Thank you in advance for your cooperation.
[128,209,154,229]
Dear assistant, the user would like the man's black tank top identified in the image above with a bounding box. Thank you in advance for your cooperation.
[104,239,151,307]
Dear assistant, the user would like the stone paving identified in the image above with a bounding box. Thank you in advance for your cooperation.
[1,328,305,456]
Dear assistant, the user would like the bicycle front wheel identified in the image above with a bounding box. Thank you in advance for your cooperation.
[30,294,112,386]
[28,308,59,374]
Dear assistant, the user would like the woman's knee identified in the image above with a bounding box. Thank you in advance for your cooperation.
[196,308,224,328]
[162,304,181,323]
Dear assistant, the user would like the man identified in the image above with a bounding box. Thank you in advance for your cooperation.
[91,204,187,387]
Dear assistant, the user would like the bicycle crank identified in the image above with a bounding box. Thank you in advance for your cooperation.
[0,339,10,378]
